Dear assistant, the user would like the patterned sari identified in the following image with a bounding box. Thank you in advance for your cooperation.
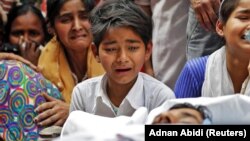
[0,60,62,141]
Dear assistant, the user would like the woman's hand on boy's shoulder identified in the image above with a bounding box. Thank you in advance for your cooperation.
[0,52,38,71]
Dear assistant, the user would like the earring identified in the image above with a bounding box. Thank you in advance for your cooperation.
[96,56,101,63]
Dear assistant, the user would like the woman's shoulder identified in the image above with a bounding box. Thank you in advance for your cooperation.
[1,59,62,99]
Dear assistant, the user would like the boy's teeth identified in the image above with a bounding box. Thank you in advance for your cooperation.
[244,29,250,41]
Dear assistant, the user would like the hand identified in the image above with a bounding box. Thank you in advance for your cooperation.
[190,0,221,31]
[34,93,69,127]
[19,40,42,66]
[0,52,38,71]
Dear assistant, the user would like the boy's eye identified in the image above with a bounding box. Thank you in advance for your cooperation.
[237,15,250,20]
[104,47,117,52]
[128,46,139,51]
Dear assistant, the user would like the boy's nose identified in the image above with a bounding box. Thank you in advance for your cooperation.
[116,50,128,63]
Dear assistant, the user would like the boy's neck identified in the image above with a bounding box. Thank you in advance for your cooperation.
[106,80,135,107]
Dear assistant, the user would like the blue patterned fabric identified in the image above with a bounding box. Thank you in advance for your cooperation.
[174,56,208,98]
[0,60,62,141]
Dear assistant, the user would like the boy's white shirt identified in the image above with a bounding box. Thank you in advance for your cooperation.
[70,72,175,117]
[202,46,250,96]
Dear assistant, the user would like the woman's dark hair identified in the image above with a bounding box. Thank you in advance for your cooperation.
[4,4,50,43]
[90,0,152,48]
[46,0,95,27]
[20,0,38,5]
[219,0,241,24]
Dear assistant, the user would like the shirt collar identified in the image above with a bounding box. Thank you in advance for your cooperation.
[125,73,145,109]
[96,73,145,110]
[96,74,111,106]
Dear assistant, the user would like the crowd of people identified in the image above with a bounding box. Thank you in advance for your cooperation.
[0,0,250,140]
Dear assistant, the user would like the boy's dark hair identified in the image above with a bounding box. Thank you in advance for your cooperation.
[90,0,152,49]
[4,4,50,43]
[219,0,241,24]
[169,103,212,123]
[47,0,95,27]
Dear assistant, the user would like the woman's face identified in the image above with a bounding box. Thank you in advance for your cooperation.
[53,0,92,52]
[9,11,45,45]
[217,0,250,58]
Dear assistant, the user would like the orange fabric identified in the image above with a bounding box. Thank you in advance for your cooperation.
[38,36,105,103]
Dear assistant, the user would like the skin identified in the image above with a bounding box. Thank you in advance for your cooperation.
[35,0,92,126]
[130,2,154,77]
[152,108,203,124]
[216,0,250,93]
[190,0,221,31]
[0,53,37,71]
[53,0,92,81]
[92,26,152,107]
[9,11,45,65]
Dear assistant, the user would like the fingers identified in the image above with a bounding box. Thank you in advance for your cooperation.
[212,0,221,15]
[35,108,55,126]
[35,100,69,127]
[37,109,67,127]
[53,118,67,126]
[0,53,38,70]
[203,1,218,30]
[35,101,56,126]
[42,93,58,102]
[191,0,219,31]
[18,38,41,65]
[35,101,55,113]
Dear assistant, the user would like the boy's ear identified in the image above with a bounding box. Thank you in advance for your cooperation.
[91,43,101,63]
[145,40,152,61]
[216,20,224,37]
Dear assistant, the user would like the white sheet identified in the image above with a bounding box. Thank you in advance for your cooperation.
[58,95,250,140]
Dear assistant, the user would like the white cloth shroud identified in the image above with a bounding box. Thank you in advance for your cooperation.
[58,95,250,140]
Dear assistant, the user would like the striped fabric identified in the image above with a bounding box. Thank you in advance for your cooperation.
[174,56,208,98]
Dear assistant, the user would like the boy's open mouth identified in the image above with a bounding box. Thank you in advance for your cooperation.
[116,68,131,72]
[243,30,250,42]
